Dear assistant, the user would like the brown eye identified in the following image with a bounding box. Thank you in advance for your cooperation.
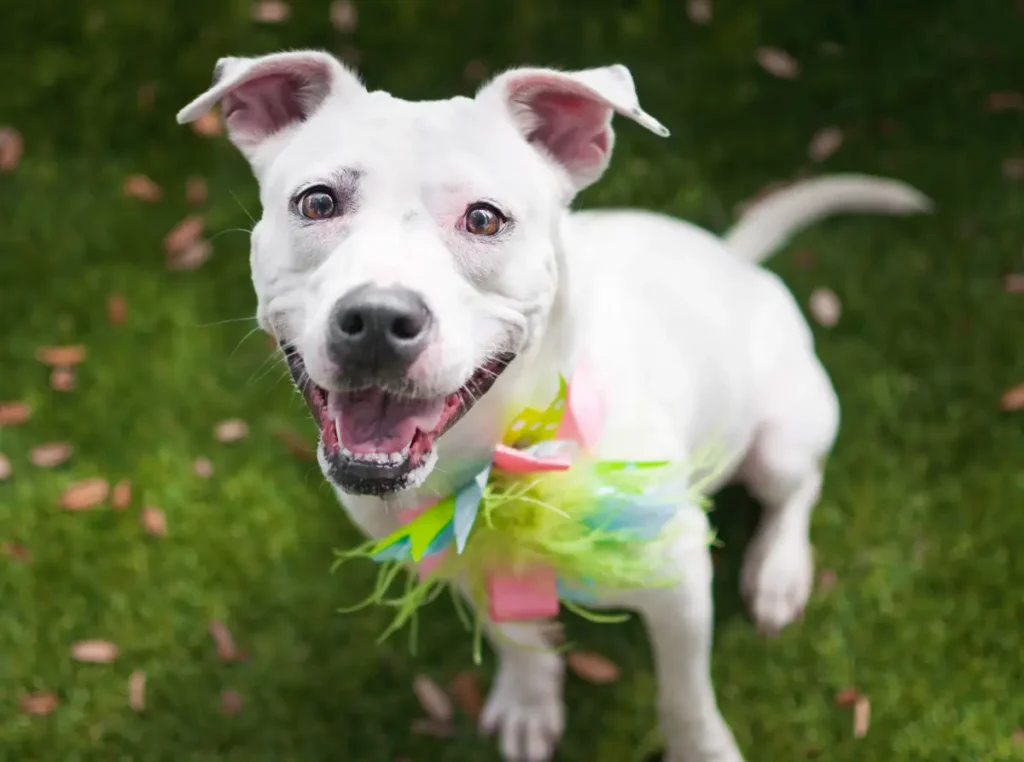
[297,188,337,220]
[464,203,504,236]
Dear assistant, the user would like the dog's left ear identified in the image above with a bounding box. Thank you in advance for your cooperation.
[476,64,669,194]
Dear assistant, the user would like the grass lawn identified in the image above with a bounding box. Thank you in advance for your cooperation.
[2,0,1024,760]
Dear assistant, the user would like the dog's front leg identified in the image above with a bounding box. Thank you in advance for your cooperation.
[616,509,744,762]
[478,616,565,762]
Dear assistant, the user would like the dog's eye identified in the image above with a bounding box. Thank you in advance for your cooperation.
[464,203,505,236]
[297,187,338,220]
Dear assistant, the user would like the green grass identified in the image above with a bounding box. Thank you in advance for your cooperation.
[2,0,1023,760]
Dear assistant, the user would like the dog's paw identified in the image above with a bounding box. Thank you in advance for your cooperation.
[740,529,813,635]
[480,660,565,762]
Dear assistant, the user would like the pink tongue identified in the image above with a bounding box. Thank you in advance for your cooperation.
[332,389,445,454]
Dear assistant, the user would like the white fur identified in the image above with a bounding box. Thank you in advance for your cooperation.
[179,51,930,762]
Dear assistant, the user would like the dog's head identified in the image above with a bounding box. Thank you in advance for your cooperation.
[177,50,667,497]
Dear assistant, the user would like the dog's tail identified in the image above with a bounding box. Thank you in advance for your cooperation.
[723,173,932,264]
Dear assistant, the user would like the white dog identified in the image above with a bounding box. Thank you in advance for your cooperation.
[178,50,929,762]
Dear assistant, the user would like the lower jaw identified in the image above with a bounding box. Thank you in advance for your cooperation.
[319,441,437,496]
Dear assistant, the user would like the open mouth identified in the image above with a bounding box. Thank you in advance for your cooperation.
[281,344,515,496]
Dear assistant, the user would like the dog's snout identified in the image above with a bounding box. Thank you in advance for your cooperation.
[328,284,433,375]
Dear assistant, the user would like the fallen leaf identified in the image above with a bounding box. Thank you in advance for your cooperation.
[60,478,110,510]
[209,620,238,661]
[1003,157,1024,181]
[71,639,120,663]
[449,671,483,720]
[852,695,871,738]
[221,689,243,715]
[185,176,208,206]
[817,568,838,595]
[339,45,363,66]
[276,428,316,461]
[137,82,157,111]
[111,480,132,510]
[808,127,844,162]
[106,294,128,325]
[163,215,204,255]
[462,59,488,83]
[215,419,249,442]
[567,650,620,684]
[1000,383,1024,411]
[191,111,224,138]
[755,47,800,79]
[876,117,899,135]
[1004,273,1024,293]
[0,127,25,172]
[0,453,10,480]
[129,671,146,712]
[141,506,168,537]
[36,345,86,366]
[410,717,456,738]
[29,442,74,468]
[820,41,843,55]
[808,287,842,327]
[412,675,454,722]
[194,457,214,477]
[330,0,358,32]
[792,249,816,269]
[1013,728,1024,745]
[50,366,76,392]
[686,0,712,24]
[987,92,1023,112]
[19,691,59,716]
[0,401,31,426]
[252,0,290,23]
[167,239,213,271]
[834,687,861,707]
[123,174,163,202]
[1,541,31,562]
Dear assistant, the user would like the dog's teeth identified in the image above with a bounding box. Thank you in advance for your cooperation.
[388,451,404,465]
[335,419,343,446]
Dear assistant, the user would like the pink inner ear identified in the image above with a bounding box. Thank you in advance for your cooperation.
[516,87,612,181]
[222,73,306,139]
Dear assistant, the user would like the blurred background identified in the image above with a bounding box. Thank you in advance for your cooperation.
[1,0,1023,760]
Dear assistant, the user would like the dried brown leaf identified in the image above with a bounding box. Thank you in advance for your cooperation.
[191,111,224,138]
[567,650,620,684]
[808,288,841,327]
[209,620,238,661]
[449,671,483,720]
[0,401,31,426]
[686,0,712,24]
[339,45,363,66]
[194,457,214,477]
[60,478,110,510]
[755,47,800,79]
[111,480,132,510]
[330,0,358,32]
[252,0,290,23]
[36,345,86,366]
[817,568,838,595]
[1000,382,1024,411]
[276,428,316,462]
[137,82,157,111]
[808,127,844,162]
[0,127,25,172]
[1005,273,1024,293]
[163,216,204,255]
[462,59,488,83]
[1013,728,1024,745]
[19,691,59,715]
[987,92,1024,112]
[123,174,163,202]
[215,419,250,442]
[50,366,76,392]
[0,453,10,481]
[221,689,243,715]
[820,41,843,55]
[129,671,146,712]
[412,675,454,722]
[1003,157,1024,181]
[107,294,128,325]
[834,687,861,707]
[167,239,212,271]
[852,695,871,738]
[2,541,31,562]
[186,176,208,206]
[141,506,168,537]
[410,717,456,738]
[29,442,74,468]
[71,639,120,663]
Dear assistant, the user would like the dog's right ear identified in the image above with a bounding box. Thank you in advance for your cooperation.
[176,50,365,171]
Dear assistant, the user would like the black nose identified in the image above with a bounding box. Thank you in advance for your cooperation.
[328,284,433,376]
